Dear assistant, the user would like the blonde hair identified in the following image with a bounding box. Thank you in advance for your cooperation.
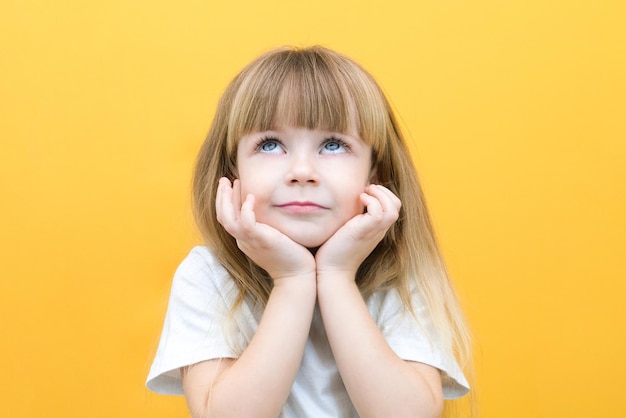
[192,46,475,416]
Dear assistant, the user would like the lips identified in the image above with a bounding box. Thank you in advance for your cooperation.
[275,201,328,214]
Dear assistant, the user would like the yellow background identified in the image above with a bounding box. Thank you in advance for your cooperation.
[1,0,624,417]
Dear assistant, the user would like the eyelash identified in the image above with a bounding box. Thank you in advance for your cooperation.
[322,136,351,151]
[254,136,282,151]
[254,136,350,152]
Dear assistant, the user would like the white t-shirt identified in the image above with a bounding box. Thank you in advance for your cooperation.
[147,246,469,416]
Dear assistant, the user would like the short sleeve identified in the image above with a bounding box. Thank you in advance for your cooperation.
[146,246,242,395]
[369,288,470,399]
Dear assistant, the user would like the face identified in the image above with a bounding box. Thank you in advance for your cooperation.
[236,124,373,248]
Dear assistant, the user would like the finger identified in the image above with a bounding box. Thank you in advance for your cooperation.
[360,192,383,221]
[216,178,240,233]
[377,185,401,210]
[215,178,223,220]
[367,184,401,208]
[366,185,401,217]
[376,187,400,220]
[360,187,399,235]
[215,177,228,224]
[239,194,257,235]
[232,179,242,218]
[338,193,386,243]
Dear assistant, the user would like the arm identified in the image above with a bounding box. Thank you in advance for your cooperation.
[182,178,317,418]
[183,275,316,418]
[315,185,443,418]
[317,278,443,418]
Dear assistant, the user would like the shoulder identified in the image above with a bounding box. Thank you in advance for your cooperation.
[170,246,231,292]
[175,246,225,277]
[368,286,470,399]
[365,286,413,321]
[146,246,240,395]
[166,246,239,317]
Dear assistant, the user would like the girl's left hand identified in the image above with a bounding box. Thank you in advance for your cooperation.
[315,184,401,278]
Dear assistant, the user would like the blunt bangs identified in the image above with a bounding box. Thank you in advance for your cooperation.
[225,46,390,155]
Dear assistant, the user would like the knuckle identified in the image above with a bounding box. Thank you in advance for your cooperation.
[240,220,255,234]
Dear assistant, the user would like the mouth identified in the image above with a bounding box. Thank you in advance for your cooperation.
[275,201,328,214]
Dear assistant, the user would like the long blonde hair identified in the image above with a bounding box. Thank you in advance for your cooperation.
[192,45,475,416]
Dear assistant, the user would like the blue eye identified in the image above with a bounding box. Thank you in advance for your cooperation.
[321,137,349,154]
[256,138,283,154]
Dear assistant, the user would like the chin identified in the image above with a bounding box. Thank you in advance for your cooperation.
[289,234,329,250]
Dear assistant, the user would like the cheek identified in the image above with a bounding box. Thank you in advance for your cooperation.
[238,175,273,212]
[337,184,366,218]
[236,166,258,197]
[237,178,251,199]
[351,195,366,217]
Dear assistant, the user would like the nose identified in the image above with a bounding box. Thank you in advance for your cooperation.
[285,152,319,185]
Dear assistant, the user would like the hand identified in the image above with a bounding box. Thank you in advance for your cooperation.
[216,177,316,281]
[315,184,401,278]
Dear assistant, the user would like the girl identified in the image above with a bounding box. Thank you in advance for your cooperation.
[147,46,472,418]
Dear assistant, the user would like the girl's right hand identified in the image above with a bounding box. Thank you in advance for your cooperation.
[215,177,316,281]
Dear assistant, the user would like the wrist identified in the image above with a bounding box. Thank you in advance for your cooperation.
[271,274,317,308]
[269,263,316,282]
[272,272,317,289]
[316,270,358,292]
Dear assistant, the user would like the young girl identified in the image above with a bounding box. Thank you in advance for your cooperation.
[147,46,472,418]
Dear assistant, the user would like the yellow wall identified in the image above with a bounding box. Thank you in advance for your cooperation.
[1,1,624,416]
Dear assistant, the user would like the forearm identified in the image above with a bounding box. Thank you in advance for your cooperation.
[317,275,443,418]
[189,275,317,418]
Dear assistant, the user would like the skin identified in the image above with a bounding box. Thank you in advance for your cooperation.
[181,125,444,418]
[235,125,374,250]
